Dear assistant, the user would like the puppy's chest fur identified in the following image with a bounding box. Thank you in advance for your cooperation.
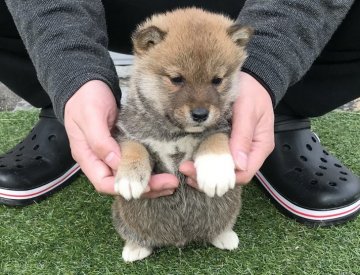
[142,135,200,174]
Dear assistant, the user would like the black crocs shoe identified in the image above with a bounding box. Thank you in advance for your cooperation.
[256,115,360,226]
[0,107,81,206]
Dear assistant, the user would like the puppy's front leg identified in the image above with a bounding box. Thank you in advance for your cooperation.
[114,140,152,200]
[194,133,236,197]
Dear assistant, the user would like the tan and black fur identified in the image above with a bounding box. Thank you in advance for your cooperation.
[112,8,252,262]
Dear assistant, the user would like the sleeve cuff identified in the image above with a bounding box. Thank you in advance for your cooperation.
[53,68,121,123]
[241,67,276,108]
[241,54,288,107]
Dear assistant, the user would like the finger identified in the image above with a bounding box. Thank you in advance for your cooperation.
[236,139,274,184]
[179,162,199,189]
[95,175,117,194]
[147,173,179,191]
[141,174,179,199]
[230,99,255,172]
[179,161,197,180]
[73,144,117,195]
[80,116,121,171]
[104,150,121,171]
[186,177,199,189]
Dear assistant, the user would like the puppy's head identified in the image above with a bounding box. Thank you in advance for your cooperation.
[132,8,252,133]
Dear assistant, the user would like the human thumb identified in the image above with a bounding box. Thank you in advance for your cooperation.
[83,119,121,171]
[229,100,255,171]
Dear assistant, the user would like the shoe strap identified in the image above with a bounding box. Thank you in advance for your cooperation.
[274,115,310,133]
[39,107,56,119]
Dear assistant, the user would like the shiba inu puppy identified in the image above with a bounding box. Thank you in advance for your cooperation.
[112,8,252,262]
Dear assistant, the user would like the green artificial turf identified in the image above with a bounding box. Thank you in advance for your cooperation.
[0,110,359,275]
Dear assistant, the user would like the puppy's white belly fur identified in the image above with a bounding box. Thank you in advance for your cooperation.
[195,153,236,197]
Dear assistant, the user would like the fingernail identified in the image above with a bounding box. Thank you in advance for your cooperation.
[236,151,248,171]
[165,189,174,195]
[105,152,120,169]
[186,178,196,186]
[144,186,151,193]
[105,152,115,165]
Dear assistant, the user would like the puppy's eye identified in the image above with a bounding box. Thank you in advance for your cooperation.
[211,77,223,85]
[170,76,184,85]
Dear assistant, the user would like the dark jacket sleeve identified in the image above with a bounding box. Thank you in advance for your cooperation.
[236,0,355,106]
[5,0,121,121]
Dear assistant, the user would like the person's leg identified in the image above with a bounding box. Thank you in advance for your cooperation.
[0,3,79,206]
[0,3,51,108]
[259,1,360,225]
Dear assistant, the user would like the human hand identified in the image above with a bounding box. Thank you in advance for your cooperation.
[64,80,178,197]
[180,71,275,187]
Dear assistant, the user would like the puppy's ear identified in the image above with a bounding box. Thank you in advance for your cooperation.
[227,25,253,48]
[132,26,166,55]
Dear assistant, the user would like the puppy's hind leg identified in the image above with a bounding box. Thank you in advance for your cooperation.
[210,229,239,251]
[122,241,153,262]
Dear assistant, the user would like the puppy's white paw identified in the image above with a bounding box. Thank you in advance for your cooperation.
[122,242,153,262]
[114,169,150,200]
[195,153,236,197]
[211,229,239,250]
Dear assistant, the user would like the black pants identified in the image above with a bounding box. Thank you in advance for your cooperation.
[1,0,359,117]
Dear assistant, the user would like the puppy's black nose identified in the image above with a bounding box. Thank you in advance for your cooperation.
[191,108,209,122]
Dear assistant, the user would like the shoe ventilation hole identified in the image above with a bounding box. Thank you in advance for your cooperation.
[31,134,37,140]
[306,144,312,151]
[33,145,40,150]
[294,167,302,172]
[320,157,327,163]
[0,156,3,159]
[35,156,42,160]
[334,163,342,168]
[19,146,24,151]
[315,172,324,176]
[48,135,56,141]
[282,144,291,151]
[329,182,337,187]
[319,165,327,170]
[15,159,21,162]
[300,156,307,161]
[339,177,347,182]
[16,165,24,168]
[323,150,329,156]
[7,151,13,154]
[310,179,318,185]
[340,171,348,175]
[16,154,22,157]
[0,164,6,168]
[311,136,317,143]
